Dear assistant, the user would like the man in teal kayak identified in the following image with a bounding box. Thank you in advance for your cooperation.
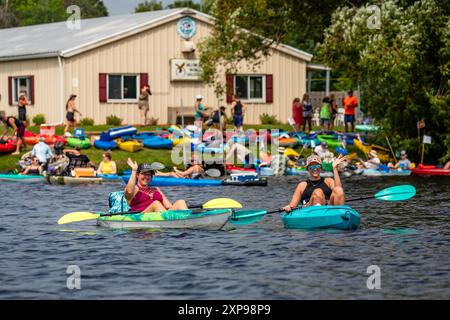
[282,154,347,210]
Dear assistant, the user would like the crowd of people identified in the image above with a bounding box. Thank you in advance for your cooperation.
[291,90,357,133]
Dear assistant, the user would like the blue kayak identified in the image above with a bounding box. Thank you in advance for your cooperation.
[122,175,222,186]
[282,205,361,230]
[94,139,118,150]
[97,174,122,181]
[143,136,173,149]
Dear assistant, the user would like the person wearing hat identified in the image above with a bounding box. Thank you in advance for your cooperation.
[124,158,188,213]
[31,136,54,168]
[64,94,82,136]
[0,110,27,155]
[282,154,347,210]
[358,149,380,169]
[314,141,333,160]
[269,147,289,176]
[388,150,412,170]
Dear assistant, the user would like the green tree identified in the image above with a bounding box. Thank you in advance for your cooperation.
[0,0,107,28]
[167,0,201,10]
[316,0,449,162]
[134,0,163,13]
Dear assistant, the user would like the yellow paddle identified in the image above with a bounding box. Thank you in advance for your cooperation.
[57,198,242,225]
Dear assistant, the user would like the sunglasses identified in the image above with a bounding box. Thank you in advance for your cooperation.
[308,164,322,171]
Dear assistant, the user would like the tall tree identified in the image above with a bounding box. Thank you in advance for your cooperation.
[316,0,449,162]
[0,0,108,28]
[134,0,163,13]
[166,0,201,11]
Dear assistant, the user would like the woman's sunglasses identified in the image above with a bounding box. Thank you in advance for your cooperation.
[308,164,322,171]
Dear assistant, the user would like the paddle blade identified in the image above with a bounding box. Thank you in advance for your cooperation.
[57,212,100,225]
[229,209,267,225]
[374,185,416,201]
[205,168,221,177]
[202,198,242,209]
[150,162,165,170]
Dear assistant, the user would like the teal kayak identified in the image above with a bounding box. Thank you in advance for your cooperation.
[355,124,379,132]
[282,205,361,230]
[0,173,45,183]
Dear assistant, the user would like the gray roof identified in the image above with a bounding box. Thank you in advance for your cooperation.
[0,8,313,62]
[0,8,182,61]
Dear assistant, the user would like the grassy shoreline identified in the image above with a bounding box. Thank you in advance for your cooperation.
[0,124,352,173]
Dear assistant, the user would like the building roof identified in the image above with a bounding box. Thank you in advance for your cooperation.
[0,8,313,62]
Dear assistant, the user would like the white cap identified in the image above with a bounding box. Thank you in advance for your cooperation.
[196,94,203,100]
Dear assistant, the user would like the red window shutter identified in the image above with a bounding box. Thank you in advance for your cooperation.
[99,73,107,102]
[266,74,273,103]
[29,76,35,105]
[8,77,13,106]
[140,73,149,89]
[226,74,234,103]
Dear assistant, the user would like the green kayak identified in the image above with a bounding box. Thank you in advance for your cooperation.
[355,124,379,132]
[66,137,91,149]
[317,134,343,148]
[97,209,232,230]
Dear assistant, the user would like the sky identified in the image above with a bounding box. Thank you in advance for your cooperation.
[102,0,200,16]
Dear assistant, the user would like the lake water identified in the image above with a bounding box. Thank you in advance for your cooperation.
[0,175,449,299]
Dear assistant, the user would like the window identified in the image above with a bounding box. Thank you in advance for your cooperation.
[107,75,139,102]
[234,75,265,102]
[13,77,32,104]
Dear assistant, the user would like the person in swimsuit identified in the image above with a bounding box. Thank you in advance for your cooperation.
[124,158,189,213]
[97,151,117,175]
[231,94,246,133]
[0,110,26,155]
[64,94,82,136]
[22,156,44,175]
[282,154,347,210]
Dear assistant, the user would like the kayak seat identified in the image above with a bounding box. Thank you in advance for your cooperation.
[108,191,130,213]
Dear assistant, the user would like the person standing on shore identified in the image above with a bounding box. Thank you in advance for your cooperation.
[343,90,358,133]
[231,94,246,133]
[64,94,82,136]
[0,110,26,155]
[18,92,29,127]
[138,84,152,126]
[301,94,313,133]
[194,95,207,130]
[292,97,303,132]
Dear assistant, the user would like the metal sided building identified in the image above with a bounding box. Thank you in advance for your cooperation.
[0,8,316,125]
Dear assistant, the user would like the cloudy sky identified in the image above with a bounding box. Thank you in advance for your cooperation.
[103,0,200,16]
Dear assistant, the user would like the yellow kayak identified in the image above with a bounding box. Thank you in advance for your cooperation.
[353,139,391,163]
[116,139,144,152]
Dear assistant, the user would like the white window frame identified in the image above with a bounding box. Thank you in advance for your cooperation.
[13,77,32,105]
[107,74,139,103]
[234,74,266,103]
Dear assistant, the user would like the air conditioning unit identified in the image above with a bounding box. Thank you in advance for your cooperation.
[181,40,196,53]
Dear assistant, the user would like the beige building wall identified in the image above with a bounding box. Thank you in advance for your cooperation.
[0,58,61,123]
[65,18,307,125]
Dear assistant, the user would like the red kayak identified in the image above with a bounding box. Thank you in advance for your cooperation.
[411,164,450,176]
[0,140,17,154]
[226,164,256,173]
[24,131,66,145]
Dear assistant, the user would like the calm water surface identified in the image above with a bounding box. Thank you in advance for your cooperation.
[0,176,449,299]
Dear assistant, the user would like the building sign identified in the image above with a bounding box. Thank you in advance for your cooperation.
[177,17,196,39]
[171,59,201,81]
[423,135,432,144]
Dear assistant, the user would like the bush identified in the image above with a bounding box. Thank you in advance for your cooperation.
[32,114,46,126]
[259,113,281,125]
[106,115,122,126]
[147,117,158,125]
[79,118,94,126]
